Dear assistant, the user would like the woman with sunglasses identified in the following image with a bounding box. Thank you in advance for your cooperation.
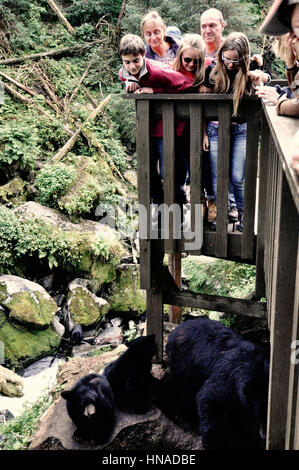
[202,32,269,231]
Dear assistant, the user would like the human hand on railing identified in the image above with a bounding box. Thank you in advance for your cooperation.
[134,87,154,94]
[255,85,280,104]
[125,81,139,93]
[248,69,269,86]
[203,134,209,152]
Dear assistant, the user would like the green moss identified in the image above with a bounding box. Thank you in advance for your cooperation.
[108,266,146,315]
[0,311,60,369]
[6,291,57,327]
[0,177,27,206]
[68,287,110,325]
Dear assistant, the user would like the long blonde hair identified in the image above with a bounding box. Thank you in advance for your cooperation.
[172,34,205,87]
[210,32,252,116]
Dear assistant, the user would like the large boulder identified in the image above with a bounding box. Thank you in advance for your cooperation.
[107,264,146,315]
[67,280,110,326]
[0,275,61,369]
[0,275,57,327]
[0,177,28,207]
[13,202,127,288]
[0,365,24,397]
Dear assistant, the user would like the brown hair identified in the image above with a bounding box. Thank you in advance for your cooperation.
[119,34,145,56]
[210,32,252,116]
[172,34,205,87]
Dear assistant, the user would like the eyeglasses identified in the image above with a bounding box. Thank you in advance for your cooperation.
[221,54,240,64]
[183,57,201,65]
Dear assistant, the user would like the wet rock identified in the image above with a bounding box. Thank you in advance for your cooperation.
[0,275,58,327]
[0,409,14,423]
[0,365,24,397]
[67,281,110,326]
[95,326,123,345]
[107,264,146,315]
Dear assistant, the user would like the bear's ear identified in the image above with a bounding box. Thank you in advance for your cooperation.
[61,389,74,400]
[89,376,102,386]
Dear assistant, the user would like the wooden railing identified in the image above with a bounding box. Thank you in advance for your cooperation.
[125,91,299,450]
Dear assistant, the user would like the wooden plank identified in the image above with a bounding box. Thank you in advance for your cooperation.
[168,253,182,324]
[190,102,203,251]
[163,101,177,253]
[146,289,164,363]
[285,241,299,449]
[267,171,299,450]
[162,289,267,318]
[215,103,231,258]
[255,114,269,298]
[242,102,260,259]
[136,100,151,289]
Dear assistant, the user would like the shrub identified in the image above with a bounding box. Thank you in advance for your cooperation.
[35,163,77,207]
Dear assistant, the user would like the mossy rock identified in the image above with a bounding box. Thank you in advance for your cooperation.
[68,284,110,326]
[0,310,61,370]
[6,291,57,327]
[108,264,146,315]
[0,177,28,206]
[0,275,58,328]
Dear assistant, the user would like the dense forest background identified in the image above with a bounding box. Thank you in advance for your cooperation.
[0,0,282,276]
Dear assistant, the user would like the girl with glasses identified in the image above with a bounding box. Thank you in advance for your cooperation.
[170,34,212,209]
[202,32,269,231]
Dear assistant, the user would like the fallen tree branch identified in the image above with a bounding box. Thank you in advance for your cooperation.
[0,40,103,65]
[46,0,76,36]
[49,94,111,163]
[0,70,60,113]
[3,82,74,136]
[67,59,94,108]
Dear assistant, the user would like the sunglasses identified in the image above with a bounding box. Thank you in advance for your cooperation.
[221,54,240,64]
[183,57,201,65]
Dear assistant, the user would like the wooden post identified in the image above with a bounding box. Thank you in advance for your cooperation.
[267,171,299,450]
[168,253,182,324]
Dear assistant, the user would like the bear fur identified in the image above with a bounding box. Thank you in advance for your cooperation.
[104,335,157,414]
[61,373,115,445]
[70,324,83,345]
[166,318,269,450]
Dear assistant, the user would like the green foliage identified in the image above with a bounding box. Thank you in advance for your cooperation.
[0,393,53,450]
[0,120,39,170]
[35,164,77,207]
[0,206,82,272]
[182,257,256,298]
[107,89,137,152]
[66,0,123,26]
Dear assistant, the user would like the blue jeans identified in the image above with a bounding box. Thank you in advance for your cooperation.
[206,122,247,211]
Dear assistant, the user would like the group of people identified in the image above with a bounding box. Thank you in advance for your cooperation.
[119,1,299,232]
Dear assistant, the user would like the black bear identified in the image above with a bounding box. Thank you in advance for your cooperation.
[166,318,269,450]
[61,373,115,445]
[104,335,157,414]
[70,324,83,345]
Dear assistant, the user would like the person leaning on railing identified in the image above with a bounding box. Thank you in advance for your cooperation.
[256,0,299,117]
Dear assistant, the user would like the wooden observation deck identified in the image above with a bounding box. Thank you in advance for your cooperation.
[125,90,299,450]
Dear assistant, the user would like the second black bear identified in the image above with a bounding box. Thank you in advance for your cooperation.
[166,318,269,450]
[104,335,157,414]
[61,373,115,445]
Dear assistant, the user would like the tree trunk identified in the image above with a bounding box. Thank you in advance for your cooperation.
[46,0,76,36]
